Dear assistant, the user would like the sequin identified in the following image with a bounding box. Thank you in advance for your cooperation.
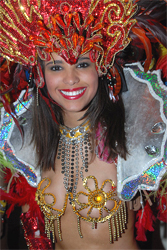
[36,176,127,243]
[0,0,137,73]
[0,92,37,187]
[120,66,167,200]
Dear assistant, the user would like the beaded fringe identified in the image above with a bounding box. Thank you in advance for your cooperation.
[76,201,127,244]
[109,202,127,243]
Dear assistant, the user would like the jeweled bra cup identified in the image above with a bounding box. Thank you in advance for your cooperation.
[35,176,127,244]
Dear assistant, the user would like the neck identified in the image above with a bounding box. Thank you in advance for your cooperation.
[63,111,87,128]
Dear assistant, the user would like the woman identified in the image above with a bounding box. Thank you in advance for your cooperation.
[27,51,138,249]
[0,0,166,249]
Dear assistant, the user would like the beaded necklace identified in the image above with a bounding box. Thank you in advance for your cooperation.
[57,119,92,199]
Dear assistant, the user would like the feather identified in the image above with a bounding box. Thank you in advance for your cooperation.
[131,27,152,72]
[136,17,167,48]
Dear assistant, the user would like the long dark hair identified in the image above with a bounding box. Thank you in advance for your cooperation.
[32,73,127,171]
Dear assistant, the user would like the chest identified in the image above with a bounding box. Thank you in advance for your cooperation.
[41,156,117,210]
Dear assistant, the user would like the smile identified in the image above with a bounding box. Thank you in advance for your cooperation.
[59,87,86,100]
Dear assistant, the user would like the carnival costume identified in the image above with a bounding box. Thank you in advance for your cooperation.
[0,0,167,249]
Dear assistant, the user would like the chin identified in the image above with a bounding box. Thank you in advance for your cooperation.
[62,104,88,114]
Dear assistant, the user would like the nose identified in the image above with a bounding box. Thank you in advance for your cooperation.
[63,69,79,86]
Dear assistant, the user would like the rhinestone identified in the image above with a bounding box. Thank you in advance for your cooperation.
[63,129,67,135]
[152,122,166,134]
[79,127,85,133]
[145,145,159,157]
[70,131,75,137]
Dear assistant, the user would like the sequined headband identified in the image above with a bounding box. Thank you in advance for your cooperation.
[0,0,137,77]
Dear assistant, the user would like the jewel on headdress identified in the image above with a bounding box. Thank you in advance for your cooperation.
[60,2,71,14]
[0,0,137,71]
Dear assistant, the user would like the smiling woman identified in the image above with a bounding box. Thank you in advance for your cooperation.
[44,53,99,121]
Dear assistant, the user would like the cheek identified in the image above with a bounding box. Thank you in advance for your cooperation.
[45,73,58,91]
[88,72,99,92]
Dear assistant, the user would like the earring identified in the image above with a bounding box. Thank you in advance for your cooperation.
[36,86,39,106]
[107,70,116,101]
[24,67,33,101]
[107,67,121,102]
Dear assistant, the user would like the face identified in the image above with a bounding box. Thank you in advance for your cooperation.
[44,52,98,117]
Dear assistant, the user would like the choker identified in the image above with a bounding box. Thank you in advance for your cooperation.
[57,120,92,198]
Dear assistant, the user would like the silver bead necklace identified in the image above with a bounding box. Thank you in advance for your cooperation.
[57,119,91,199]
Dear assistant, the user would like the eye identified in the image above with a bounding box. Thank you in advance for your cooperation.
[77,62,89,68]
[50,65,62,71]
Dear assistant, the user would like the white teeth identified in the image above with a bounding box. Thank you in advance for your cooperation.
[61,88,85,96]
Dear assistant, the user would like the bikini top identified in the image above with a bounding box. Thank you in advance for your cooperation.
[35,175,127,244]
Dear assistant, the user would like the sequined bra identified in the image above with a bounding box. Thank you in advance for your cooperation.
[35,176,127,244]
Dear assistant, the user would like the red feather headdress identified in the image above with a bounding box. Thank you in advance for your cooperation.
[0,0,166,111]
[0,0,137,75]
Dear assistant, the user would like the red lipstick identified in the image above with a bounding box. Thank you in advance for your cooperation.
[59,87,86,100]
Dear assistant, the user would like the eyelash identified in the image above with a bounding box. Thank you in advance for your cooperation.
[50,66,62,71]
[77,62,89,68]
[50,62,89,71]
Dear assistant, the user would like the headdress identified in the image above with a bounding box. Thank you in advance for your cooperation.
[0,0,137,72]
[0,0,166,110]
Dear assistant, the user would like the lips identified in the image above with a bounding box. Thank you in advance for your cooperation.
[59,87,86,100]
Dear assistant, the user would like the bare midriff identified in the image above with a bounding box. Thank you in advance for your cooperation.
[41,156,140,250]
[54,203,139,250]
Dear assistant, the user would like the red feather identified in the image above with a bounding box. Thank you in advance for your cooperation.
[135,201,156,241]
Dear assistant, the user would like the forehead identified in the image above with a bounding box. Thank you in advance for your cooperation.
[46,52,91,63]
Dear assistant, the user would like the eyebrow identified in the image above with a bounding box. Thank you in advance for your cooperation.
[78,57,90,61]
[45,57,90,66]
[46,60,63,66]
